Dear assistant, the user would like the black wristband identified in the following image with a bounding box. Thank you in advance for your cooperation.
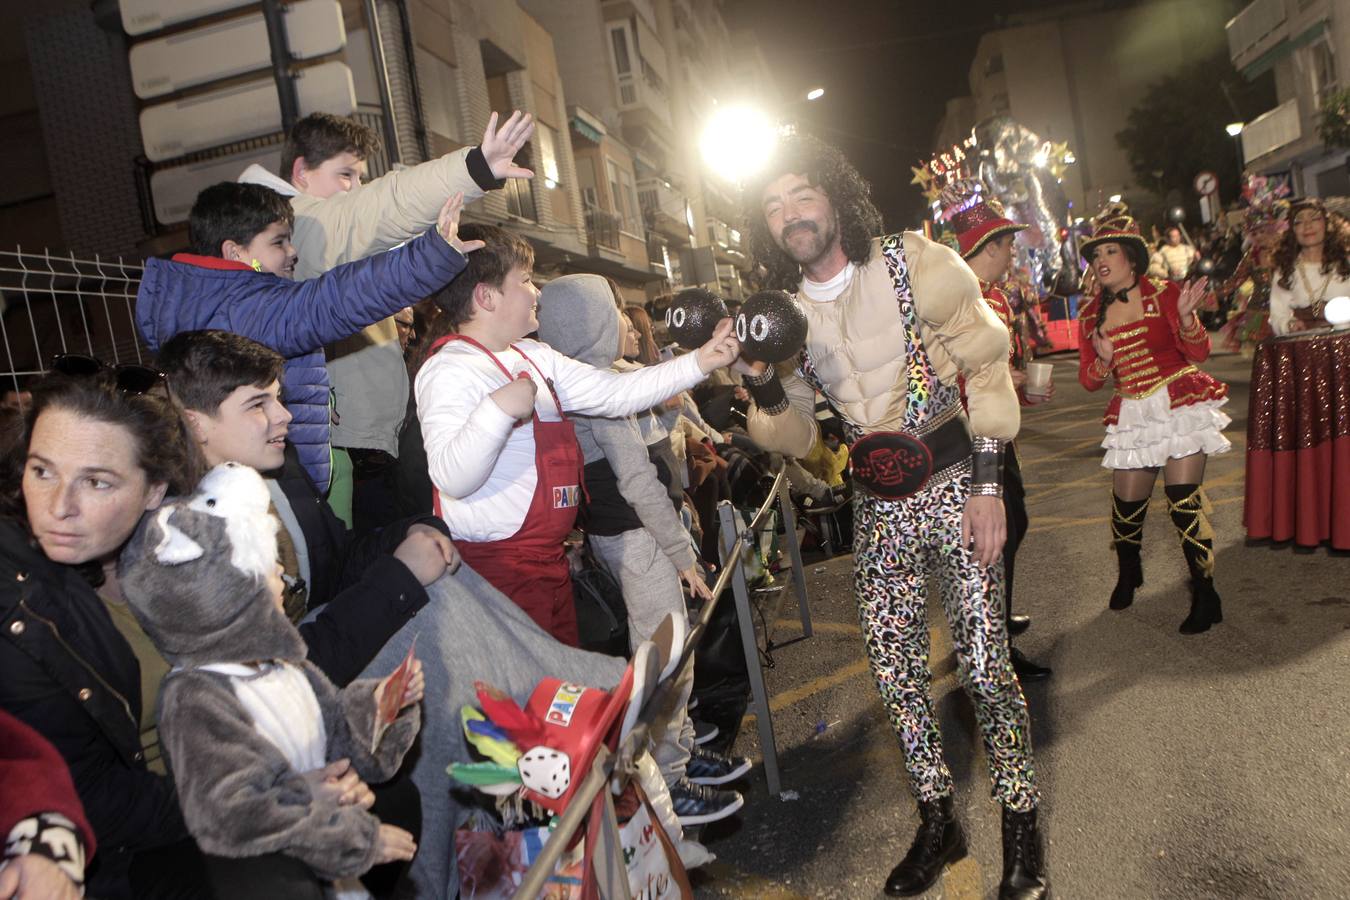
[466,146,506,190]
[970,436,1005,497]
[744,370,788,415]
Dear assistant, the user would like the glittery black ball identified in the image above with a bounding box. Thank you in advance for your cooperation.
[736,290,808,364]
[665,288,728,350]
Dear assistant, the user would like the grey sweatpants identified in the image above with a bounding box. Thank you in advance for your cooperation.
[358,563,626,900]
[588,528,697,786]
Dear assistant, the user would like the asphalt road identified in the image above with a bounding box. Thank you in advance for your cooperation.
[691,348,1350,899]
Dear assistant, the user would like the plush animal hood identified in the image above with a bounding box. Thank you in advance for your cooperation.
[119,463,305,668]
[536,274,625,368]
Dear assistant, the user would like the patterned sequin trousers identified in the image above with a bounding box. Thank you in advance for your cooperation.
[853,471,1040,812]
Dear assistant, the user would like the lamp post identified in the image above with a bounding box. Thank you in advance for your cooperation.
[1226,122,1245,195]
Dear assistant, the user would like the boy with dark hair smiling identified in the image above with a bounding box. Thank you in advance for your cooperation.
[136,182,481,493]
[156,329,458,688]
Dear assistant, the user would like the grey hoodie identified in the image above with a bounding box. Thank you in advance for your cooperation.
[536,275,696,573]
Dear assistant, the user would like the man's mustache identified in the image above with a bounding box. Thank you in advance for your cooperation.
[781,220,818,240]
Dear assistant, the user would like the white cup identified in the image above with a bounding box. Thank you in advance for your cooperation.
[1025,361,1053,396]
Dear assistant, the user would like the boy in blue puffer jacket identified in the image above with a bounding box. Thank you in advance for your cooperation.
[136,181,482,492]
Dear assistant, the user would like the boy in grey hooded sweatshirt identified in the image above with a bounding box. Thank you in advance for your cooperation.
[536,274,750,825]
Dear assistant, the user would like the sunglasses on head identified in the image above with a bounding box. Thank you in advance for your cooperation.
[51,354,165,395]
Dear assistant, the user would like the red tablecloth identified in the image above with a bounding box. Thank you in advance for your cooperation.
[1244,329,1350,548]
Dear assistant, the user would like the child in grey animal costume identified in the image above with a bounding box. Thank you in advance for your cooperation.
[536,275,747,814]
[118,462,423,890]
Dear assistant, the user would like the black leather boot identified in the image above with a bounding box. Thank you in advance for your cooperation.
[884,795,966,896]
[1109,495,1148,610]
[1165,484,1222,635]
[999,806,1049,900]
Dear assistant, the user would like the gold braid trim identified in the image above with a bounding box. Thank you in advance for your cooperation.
[1110,495,1149,546]
[1167,486,1215,577]
[1178,315,1207,342]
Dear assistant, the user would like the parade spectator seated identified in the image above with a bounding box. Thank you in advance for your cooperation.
[156,330,459,686]
[134,180,477,494]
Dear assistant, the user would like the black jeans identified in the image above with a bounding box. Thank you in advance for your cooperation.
[1002,448,1029,625]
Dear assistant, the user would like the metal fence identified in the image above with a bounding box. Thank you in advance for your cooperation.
[0,247,147,395]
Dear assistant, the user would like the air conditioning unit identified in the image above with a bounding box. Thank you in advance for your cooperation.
[130,0,346,100]
[139,61,355,162]
[150,146,284,225]
[121,0,253,36]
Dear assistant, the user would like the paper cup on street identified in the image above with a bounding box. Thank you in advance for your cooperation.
[1025,362,1053,396]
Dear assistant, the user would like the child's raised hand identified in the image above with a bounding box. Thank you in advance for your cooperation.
[695,318,742,374]
[373,823,418,864]
[437,192,486,255]
[490,374,537,421]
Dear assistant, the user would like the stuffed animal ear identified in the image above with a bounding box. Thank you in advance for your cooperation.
[152,506,203,565]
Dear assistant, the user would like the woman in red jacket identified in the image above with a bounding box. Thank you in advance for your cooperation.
[1077,213,1230,634]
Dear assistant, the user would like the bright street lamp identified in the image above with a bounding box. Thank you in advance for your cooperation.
[806,87,825,101]
[1109,193,1123,203]
[1225,122,1244,137]
[700,105,780,181]
[1225,122,1245,188]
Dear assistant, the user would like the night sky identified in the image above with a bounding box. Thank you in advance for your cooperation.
[721,0,1145,227]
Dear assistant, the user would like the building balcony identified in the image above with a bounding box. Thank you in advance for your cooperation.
[638,177,691,242]
[1242,98,1301,162]
[707,217,746,265]
[584,205,623,254]
[1227,0,1288,71]
[616,68,673,138]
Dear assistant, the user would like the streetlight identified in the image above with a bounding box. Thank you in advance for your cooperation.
[700,105,780,181]
[1225,122,1245,188]
[806,87,825,101]
[1109,193,1123,203]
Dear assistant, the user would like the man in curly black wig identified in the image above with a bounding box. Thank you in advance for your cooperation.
[736,132,1050,900]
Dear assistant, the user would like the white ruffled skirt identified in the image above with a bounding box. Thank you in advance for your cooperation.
[1101,390,1231,470]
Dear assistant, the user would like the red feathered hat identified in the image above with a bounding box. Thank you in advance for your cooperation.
[938,179,1028,260]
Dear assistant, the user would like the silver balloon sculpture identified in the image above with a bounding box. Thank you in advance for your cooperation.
[971,116,1074,293]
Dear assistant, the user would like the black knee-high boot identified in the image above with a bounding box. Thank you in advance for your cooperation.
[1109,495,1149,610]
[1164,483,1222,634]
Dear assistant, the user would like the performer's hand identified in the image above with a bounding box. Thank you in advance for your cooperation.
[695,318,741,373]
[961,495,1007,568]
[1025,382,1056,405]
[1288,317,1308,333]
[1010,369,1028,389]
[1091,331,1114,365]
[490,374,537,420]
[437,193,485,254]
[481,111,535,180]
[730,356,768,377]
[0,853,82,900]
[1177,276,1209,319]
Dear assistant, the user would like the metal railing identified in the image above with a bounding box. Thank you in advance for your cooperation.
[511,466,813,899]
[0,248,147,394]
[584,205,623,252]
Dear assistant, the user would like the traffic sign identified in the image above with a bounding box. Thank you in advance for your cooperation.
[1194,171,1219,196]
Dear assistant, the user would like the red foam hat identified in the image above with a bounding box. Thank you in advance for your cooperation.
[938,179,1027,260]
[515,665,635,813]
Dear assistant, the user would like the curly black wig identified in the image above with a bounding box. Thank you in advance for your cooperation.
[742,132,884,291]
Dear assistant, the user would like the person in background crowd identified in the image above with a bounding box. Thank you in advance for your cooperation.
[940,179,1053,684]
[0,709,95,900]
[739,132,1048,900]
[238,110,535,531]
[1268,198,1350,336]
[1149,225,1198,281]
[416,224,741,644]
[1078,210,1230,635]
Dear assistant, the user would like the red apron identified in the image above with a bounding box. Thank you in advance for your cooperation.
[427,335,584,645]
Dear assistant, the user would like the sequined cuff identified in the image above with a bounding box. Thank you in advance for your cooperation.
[1178,315,1207,342]
[743,368,788,415]
[970,436,1005,498]
[1088,357,1111,381]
